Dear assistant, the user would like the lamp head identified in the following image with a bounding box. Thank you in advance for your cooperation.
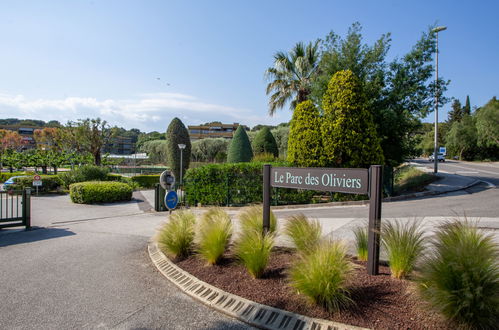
[178,143,186,150]
[432,26,447,33]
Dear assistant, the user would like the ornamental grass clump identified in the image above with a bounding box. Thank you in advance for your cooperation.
[289,240,354,312]
[418,219,499,328]
[284,214,322,254]
[381,219,425,279]
[238,206,277,234]
[157,210,196,260]
[196,208,233,265]
[352,224,368,262]
[234,229,275,278]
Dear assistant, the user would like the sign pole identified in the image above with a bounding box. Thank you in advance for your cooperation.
[367,165,383,275]
[262,164,271,234]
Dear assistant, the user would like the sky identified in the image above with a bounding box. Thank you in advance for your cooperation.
[0,0,498,133]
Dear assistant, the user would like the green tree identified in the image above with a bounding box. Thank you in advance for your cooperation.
[463,95,471,116]
[65,118,112,166]
[252,127,278,158]
[227,126,253,163]
[321,70,384,168]
[191,138,229,163]
[287,100,323,167]
[445,115,477,160]
[166,118,191,184]
[271,126,289,159]
[447,99,463,124]
[475,97,499,148]
[265,41,320,115]
[140,140,168,164]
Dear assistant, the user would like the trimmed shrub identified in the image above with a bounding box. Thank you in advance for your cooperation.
[131,174,160,188]
[284,214,322,254]
[59,165,110,188]
[381,219,425,279]
[166,118,191,185]
[252,127,278,158]
[352,224,368,261]
[195,208,232,265]
[69,181,132,204]
[106,173,123,181]
[238,206,277,235]
[0,171,34,183]
[289,241,354,312]
[227,126,253,163]
[418,219,499,328]
[11,175,63,193]
[234,229,275,278]
[158,210,196,260]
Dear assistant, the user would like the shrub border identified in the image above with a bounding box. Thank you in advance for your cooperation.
[148,240,366,330]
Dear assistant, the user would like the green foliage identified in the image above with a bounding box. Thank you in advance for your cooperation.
[321,70,384,168]
[227,126,253,163]
[393,165,437,195]
[139,140,168,164]
[238,206,277,235]
[191,138,229,163]
[195,208,232,265]
[69,181,133,204]
[66,118,112,166]
[234,229,275,278]
[252,152,276,163]
[463,95,471,116]
[157,210,196,260]
[271,126,289,159]
[252,127,279,158]
[447,99,463,124]
[287,100,323,167]
[446,115,478,160]
[381,219,425,279]
[130,174,160,188]
[475,97,499,148]
[284,214,322,254]
[59,165,110,188]
[352,224,368,261]
[418,219,499,328]
[11,175,63,193]
[289,241,354,312]
[0,171,34,183]
[166,118,191,185]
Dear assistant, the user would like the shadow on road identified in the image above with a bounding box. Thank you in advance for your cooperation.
[0,227,76,247]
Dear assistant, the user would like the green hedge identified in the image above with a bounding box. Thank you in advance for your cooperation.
[0,171,35,183]
[11,175,63,193]
[69,181,133,204]
[59,165,110,188]
[184,162,319,206]
[131,174,160,188]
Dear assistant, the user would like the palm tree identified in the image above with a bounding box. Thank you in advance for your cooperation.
[265,41,320,116]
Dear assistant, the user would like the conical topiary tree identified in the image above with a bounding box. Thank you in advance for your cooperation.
[166,117,191,185]
[227,126,253,163]
[252,127,279,158]
[287,100,323,167]
[321,70,384,168]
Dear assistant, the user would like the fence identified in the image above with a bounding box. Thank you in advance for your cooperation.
[0,188,31,229]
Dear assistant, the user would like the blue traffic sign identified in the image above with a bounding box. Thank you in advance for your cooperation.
[164,190,178,210]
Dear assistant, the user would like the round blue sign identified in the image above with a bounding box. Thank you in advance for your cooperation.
[164,190,178,210]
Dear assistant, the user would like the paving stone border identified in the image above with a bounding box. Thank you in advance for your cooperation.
[148,240,367,330]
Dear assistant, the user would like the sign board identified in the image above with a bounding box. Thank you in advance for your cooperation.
[160,170,175,190]
[33,175,41,181]
[271,167,368,194]
[439,146,446,155]
[32,181,42,187]
[164,190,178,210]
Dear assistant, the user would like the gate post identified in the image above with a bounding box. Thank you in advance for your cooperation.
[23,188,31,230]
[262,164,271,234]
[367,165,382,275]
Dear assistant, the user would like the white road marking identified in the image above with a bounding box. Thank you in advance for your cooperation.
[445,163,499,176]
[456,171,479,174]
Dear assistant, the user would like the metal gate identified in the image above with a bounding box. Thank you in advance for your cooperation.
[0,188,31,230]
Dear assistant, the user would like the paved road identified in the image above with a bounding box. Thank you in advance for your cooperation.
[0,193,251,330]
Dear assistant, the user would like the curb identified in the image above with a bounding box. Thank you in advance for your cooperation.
[383,179,481,202]
[148,241,367,330]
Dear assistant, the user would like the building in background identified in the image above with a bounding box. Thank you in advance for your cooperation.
[188,122,247,141]
[0,125,37,150]
[104,136,135,155]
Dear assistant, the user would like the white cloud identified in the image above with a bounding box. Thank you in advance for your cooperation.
[0,92,290,131]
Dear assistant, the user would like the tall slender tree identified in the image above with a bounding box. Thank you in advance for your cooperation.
[227,126,253,163]
[447,99,463,124]
[166,118,191,184]
[463,95,471,115]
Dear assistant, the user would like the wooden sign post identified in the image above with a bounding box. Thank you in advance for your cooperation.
[262,164,383,275]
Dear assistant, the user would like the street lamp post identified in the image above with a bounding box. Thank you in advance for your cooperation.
[433,25,447,174]
[178,143,186,204]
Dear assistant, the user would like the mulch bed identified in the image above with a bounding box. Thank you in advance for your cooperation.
[174,248,450,329]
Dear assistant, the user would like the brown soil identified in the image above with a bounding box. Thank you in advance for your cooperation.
[174,248,450,330]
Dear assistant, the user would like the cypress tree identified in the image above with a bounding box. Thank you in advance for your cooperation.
[227,126,253,163]
[287,100,323,167]
[463,95,471,115]
[166,117,191,184]
[252,127,279,158]
[321,70,384,168]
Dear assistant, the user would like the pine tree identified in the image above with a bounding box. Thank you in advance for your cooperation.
[252,127,279,158]
[463,95,471,115]
[227,126,253,163]
[287,100,323,167]
[448,99,463,123]
[166,118,191,184]
[321,70,384,168]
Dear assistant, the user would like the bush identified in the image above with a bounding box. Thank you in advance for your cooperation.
[252,127,278,158]
[418,219,499,328]
[0,171,34,182]
[381,219,425,279]
[394,165,437,195]
[289,241,354,312]
[11,175,63,193]
[59,165,110,188]
[352,224,368,261]
[195,208,232,265]
[284,214,322,254]
[131,174,160,188]
[238,206,277,235]
[69,181,132,204]
[227,126,253,163]
[158,210,196,260]
[234,229,275,278]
